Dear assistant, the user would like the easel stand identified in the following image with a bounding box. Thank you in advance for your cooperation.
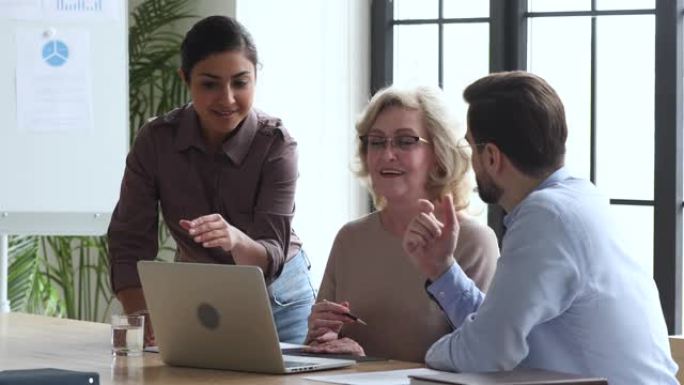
[0,234,9,313]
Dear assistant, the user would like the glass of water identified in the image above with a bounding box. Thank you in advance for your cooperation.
[111,314,144,356]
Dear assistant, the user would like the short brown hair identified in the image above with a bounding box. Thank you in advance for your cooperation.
[463,71,567,177]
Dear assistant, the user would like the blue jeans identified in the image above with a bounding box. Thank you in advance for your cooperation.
[268,250,316,344]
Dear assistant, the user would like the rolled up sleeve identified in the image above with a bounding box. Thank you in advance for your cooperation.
[425,206,582,372]
[251,136,298,282]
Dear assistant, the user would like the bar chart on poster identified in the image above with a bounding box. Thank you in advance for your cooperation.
[0,0,128,311]
[56,0,104,12]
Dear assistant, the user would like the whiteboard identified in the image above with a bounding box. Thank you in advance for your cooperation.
[0,0,128,236]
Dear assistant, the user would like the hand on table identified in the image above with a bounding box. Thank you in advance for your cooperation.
[116,287,156,347]
[138,312,156,348]
[304,337,366,356]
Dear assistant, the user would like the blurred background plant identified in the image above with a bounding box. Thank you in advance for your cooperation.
[7,0,194,322]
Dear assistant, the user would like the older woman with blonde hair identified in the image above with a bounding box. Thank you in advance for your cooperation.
[304,85,499,362]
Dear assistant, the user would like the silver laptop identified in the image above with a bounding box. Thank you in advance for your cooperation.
[137,260,355,374]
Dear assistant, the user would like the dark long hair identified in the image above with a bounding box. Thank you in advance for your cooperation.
[180,15,258,81]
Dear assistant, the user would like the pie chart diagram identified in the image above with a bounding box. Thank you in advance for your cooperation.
[42,40,69,67]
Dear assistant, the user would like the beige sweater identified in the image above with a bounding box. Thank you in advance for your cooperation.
[317,211,499,363]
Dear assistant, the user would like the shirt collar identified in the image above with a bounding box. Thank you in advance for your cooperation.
[174,104,259,165]
[534,166,570,191]
[174,104,206,152]
[503,166,570,228]
[221,109,258,165]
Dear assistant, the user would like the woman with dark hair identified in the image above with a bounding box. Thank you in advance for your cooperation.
[108,15,315,344]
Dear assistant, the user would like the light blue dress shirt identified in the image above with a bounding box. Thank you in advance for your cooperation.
[425,167,678,385]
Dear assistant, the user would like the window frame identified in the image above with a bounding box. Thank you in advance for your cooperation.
[371,0,683,333]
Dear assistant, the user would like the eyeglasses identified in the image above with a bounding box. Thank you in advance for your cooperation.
[359,135,431,151]
[457,139,488,152]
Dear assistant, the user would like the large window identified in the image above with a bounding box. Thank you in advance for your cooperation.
[372,0,683,332]
[527,3,656,274]
[386,1,491,224]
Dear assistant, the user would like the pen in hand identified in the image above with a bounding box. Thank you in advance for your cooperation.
[343,311,367,326]
[322,299,368,326]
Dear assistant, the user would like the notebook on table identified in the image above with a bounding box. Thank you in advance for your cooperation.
[409,368,608,385]
[138,261,355,374]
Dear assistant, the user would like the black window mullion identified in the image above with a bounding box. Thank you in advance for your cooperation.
[609,199,655,206]
[371,0,393,95]
[654,0,684,334]
[394,17,489,25]
[488,0,527,243]
[438,0,444,89]
[527,9,655,17]
[369,0,394,213]
[490,0,527,73]
[590,14,597,184]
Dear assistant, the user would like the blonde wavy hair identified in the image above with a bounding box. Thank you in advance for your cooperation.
[353,85,472,210]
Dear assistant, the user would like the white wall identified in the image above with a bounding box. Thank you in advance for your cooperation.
[236,0,370,287]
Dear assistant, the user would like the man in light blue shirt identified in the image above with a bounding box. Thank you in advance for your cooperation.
[403,71,678,384]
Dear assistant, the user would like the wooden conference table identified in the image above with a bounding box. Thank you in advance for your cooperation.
[0,313,421,384]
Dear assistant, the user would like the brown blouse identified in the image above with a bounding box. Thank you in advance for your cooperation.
[108,104,302,293]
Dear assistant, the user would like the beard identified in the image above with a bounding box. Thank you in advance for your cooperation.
[475,171,503,204]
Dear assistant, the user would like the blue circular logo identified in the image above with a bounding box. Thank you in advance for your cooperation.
[42,40,69,67]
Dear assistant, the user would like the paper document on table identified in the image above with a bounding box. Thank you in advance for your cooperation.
[304,368,442,385]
